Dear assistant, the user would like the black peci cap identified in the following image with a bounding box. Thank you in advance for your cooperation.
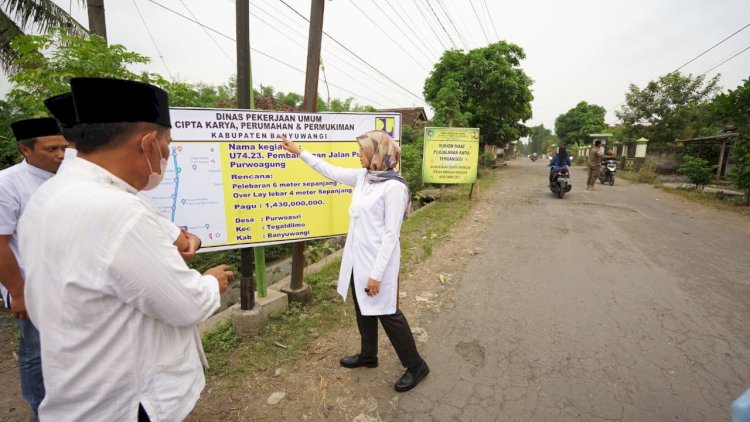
[44,93,77,128]
[11,118,62,142]
[70,77,171,128]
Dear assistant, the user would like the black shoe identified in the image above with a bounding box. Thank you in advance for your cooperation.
[394,361,430,392]
[340,354,378,368]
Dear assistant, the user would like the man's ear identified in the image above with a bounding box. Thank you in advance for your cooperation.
[17,143,31,158]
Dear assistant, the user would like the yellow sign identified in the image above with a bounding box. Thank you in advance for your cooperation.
[422,127,479,184]
[144,108,401,251]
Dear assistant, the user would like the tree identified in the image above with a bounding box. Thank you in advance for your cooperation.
[554,101,606,146]
[616,72,720,144]
[0,30,233,166]
[1,0,88,72]
[712,77,750,204]
[424,41,533,145]
[679,155,714,190]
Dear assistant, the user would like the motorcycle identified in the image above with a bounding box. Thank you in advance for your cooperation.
[598,158,617,186]
[530,153,538,162]
[549,165,572,199]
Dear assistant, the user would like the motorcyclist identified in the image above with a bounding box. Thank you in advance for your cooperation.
[549,145,572,186]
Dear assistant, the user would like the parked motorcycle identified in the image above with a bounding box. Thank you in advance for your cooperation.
[598,158,617,185]
[549,166,572,199]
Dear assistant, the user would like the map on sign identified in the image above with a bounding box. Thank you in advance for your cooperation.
[142,108,401,252]
[148,142,226,245]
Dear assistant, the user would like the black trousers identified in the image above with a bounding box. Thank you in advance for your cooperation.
[351,277,423,372]
[138,404,150,422]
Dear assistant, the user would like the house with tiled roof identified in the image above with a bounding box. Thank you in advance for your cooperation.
[375,107,430,127]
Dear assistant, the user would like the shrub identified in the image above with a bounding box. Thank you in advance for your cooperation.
[480,152,496,168]
[679,155,714,190]
[400,142,423,196]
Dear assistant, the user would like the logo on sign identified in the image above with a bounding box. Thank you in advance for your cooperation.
[375,117,395,137]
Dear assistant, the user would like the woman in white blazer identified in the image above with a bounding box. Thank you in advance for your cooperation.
[279,131,429,392]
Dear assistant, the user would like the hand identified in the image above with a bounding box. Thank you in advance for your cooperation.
[10,293,28,320]
[179,229,202,260]
[204,264,233,294]
[366,278,381,297]
[278,134,302,155]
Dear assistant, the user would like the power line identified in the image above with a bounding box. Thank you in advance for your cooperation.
[421,0,458,49]
[132,0,174,80]
[434,0,468,50]
[346,0,430,70]
[246,0,407,106]
[178,0,235,64]
[443,0,479,48]
[276,0,427,105]
[469,0,490,44]
[700,43,750,75]
[672,23,750,73]
[145,0,389,108]
[411,0,449,51]
[249,0,423,105]
[368,0,437,61]
[389,0,445,56]
[608,22,750,113]
[383,0,440,57]
[481,0,499,41]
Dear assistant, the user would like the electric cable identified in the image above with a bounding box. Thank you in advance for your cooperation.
[132,0,174,80]
[421,0,458,49]
[383,0,441,57]
[410,0,449,51]
[346,0,430,71]
[434,0,468,50]
[672,23,750,73]
[700,43,750,75]
[178,0,235,64]
[365,0,435,62]
[276,0,427,105]
[469,0,490,44]
[481,0,499,41]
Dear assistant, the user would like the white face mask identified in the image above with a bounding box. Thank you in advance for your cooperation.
[141,136,167,191]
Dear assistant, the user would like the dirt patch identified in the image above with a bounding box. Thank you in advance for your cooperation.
[186,173,501,421]
[0,312,32,422]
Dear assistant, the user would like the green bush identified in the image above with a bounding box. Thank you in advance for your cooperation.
[679,155,714,190]
[400,142,423,196]
[573,155,586,166]
[480,152,496,168]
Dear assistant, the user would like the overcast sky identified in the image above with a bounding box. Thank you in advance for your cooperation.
[2,0,749,132]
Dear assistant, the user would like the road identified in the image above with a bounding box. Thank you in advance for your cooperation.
[395,159,750,421]
[2,159,748,421]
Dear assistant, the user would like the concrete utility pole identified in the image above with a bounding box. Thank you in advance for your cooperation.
[236,0,255,310]
[87,0,107,41]
[288,0,325,293]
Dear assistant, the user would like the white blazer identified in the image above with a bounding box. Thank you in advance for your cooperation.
[300,151,408,316]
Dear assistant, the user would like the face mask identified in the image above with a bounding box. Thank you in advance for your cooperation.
[141,136,167,191]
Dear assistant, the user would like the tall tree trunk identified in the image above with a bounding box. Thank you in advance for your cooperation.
[87,0,107,42]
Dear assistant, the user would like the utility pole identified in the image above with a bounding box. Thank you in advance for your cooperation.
[87,0,107,41]
[236,0,255,310]
[288,0,325,295]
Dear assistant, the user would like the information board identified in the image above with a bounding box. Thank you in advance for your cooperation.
[422,127,479,184]
[143,108,401,251]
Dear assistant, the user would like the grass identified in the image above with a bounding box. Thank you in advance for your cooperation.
[200,169,498,382]
[618,167,749,215]
[660,187,750,216]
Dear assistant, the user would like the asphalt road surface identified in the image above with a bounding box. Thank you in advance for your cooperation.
[395,159,750,421]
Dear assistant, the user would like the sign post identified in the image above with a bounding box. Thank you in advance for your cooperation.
[422,127,480,196]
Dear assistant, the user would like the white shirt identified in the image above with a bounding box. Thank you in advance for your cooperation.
[19,157,220,422]
[61,148,181,240]
[0,160,55,307]
[300,151,408,316]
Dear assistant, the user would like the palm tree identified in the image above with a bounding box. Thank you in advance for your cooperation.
[1,0,88,72]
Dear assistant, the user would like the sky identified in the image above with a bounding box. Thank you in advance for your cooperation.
[2,0,750,134]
